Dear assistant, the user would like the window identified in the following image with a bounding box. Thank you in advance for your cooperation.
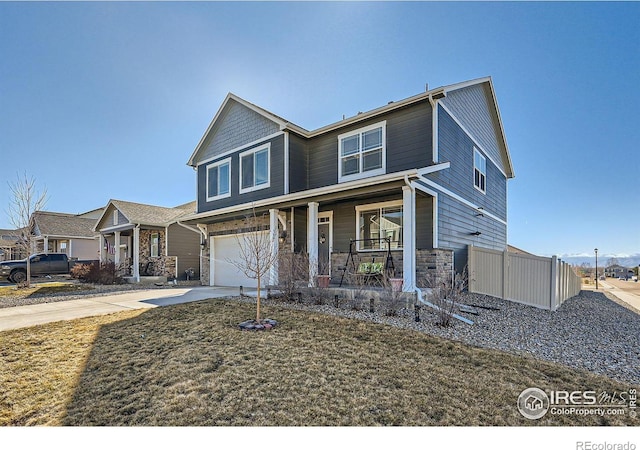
[240,144,270,193]
[474,148,486,193]
[150,233,159,258]
[113,210,118,225]
[338,121,386,182]
[356,200,403,251]
[206,158,231,201]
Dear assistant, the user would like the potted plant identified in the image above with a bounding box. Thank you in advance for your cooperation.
[389,277,403,292]
[316,274,331,288]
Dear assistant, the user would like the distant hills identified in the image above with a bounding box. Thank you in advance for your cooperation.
[555,254,640,268]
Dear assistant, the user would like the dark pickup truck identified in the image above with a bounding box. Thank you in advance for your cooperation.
[0,253,95,283]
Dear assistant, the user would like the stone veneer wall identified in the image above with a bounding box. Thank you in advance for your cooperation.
[138,229,177,278]
[415,249,454,287]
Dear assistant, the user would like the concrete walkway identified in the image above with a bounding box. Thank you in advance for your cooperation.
[596,280,640,312]
[0,286,256,332]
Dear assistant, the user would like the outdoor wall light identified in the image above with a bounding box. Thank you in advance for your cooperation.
[279,230,287,244]
[200,239,207,250]
[319,233,327,244]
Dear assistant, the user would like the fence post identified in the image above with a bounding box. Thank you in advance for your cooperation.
[550,256,558,311]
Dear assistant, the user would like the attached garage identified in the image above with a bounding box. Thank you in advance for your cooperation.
[210,232,268,287]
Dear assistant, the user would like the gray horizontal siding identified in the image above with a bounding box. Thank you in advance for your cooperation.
[416,194,434,250]
[289,134,308,193]
[197,134,285,213]
[428,105,507,221]
[436,191,507,272]
[440,83,507,175]
[305,101,433,190]
[426,105,508,272]
[167,223,201,279]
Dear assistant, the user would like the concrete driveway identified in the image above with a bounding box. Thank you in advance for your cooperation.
[0,286,255,332]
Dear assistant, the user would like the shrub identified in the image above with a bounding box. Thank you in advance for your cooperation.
[71,262,126,285]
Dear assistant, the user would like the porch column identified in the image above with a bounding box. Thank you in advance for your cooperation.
[133,226,140,282]
[402,185,416,292]
[114,231,121,265]
[43,236,49,253]
[269,209,279,286]
[99,235,104,262]
[307,202,319,287]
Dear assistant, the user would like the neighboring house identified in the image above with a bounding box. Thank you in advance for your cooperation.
[30,210,102,260]
[0,229,26,261]
[93,200,201,282]
[507,245,536,256]
[183,76,514,290]
[605,264,629,279]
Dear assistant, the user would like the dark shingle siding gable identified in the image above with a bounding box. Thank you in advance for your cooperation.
[198,100,281,163]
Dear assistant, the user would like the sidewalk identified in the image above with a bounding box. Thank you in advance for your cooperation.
[592,280,640,312]
[0,286,255,332]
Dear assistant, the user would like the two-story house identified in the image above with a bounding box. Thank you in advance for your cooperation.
[184,77,514,291]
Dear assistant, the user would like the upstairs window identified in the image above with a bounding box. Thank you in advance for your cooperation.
[474,148,486,193]
[240,144,270,193]
[338,121,386,182]
[206,158,231,201]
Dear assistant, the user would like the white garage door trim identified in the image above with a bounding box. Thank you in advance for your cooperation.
[211,232,269,288]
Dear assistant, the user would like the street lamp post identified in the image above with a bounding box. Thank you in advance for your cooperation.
[594,248,598,290]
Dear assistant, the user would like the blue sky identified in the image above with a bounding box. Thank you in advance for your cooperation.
[0,1,638,259]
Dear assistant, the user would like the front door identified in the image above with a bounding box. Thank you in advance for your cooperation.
[317,212,332,276]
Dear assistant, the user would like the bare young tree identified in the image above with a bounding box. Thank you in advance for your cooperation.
[6,172,48,287]
[232,209,279,323]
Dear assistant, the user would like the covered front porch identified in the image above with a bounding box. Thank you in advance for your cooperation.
[98,225,177,283]
[195,177,453,292]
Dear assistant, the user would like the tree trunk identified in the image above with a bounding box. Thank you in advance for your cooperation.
[26,256,31,288]
[256,274,261,322]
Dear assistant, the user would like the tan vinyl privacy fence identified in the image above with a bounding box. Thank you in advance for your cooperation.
[467,245,581,311]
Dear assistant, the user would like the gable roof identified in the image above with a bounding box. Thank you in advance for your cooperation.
[31,211,97,239]
[95,199,195,231]
[186,77,514,178]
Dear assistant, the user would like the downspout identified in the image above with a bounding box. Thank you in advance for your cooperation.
[404,176,472,325]
[428,93,439,163]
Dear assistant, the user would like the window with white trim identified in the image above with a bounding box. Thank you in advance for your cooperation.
[150,232,159,258]
[474,148,486,193]
[338,121,386,182]
[206,158,231,201]
[356,200,403,251]
[240,144,270,193]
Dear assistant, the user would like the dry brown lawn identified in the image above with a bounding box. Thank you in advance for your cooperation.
[0,298,637,426]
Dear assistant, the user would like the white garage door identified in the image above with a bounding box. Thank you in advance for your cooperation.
[211,233,268,287]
